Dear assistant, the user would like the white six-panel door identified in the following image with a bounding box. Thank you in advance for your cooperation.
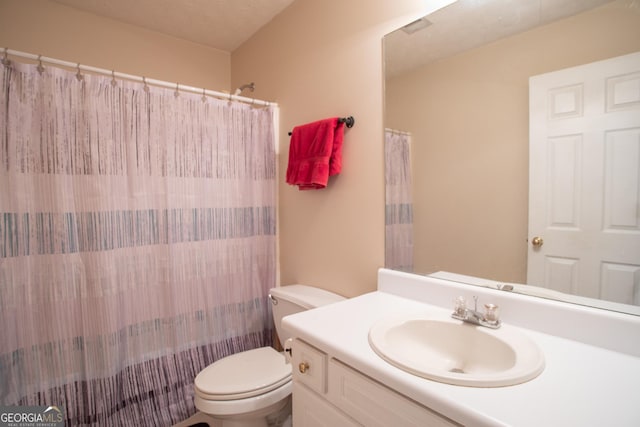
[528,51,640,305]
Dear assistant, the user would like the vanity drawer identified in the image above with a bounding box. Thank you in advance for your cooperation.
[292,339,328,394]
[328,359,461,427]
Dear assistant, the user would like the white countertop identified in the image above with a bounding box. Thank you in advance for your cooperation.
[282,289,640,426]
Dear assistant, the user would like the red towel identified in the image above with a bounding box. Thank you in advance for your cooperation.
[286,117,345,190]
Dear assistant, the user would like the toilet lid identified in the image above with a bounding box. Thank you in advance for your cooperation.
[195,347,292,401]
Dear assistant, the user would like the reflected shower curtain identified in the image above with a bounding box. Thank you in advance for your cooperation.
[384,129,413,272]
[0,62,276,426]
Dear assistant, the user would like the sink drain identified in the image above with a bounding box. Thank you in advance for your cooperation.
[449,368,465,374]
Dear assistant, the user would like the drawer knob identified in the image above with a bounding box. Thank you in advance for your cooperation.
[298,362,309,374]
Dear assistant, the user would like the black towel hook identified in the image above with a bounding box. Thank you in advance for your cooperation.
[339,116,355,128]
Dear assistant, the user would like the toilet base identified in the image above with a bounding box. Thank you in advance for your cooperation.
[187,395,290,427]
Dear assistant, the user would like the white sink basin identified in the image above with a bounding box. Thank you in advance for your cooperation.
[368,314,545,387]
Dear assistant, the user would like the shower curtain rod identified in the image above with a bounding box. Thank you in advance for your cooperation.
[2,48,277,107]
[385,128,411,136]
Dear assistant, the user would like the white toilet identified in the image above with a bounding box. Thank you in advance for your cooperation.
[192,285,345,427]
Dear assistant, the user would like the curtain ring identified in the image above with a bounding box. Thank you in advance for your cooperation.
[111,70,117,87]
[37,55,45,74]
[75,63,83,82]
[1,48,10,68]
[174,82,179,98]
[201,88,206,103]
[143,76,149,93]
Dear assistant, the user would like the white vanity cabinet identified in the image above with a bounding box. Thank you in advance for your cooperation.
[291,339,461,427]
[283,273,640,427]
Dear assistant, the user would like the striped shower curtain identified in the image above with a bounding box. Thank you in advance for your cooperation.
[384,129,413,272]
[0,61,277,426]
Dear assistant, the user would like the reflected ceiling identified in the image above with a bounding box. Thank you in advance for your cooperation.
[385,0,614,79]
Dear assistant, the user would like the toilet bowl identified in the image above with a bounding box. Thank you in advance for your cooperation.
[192,285,345,427]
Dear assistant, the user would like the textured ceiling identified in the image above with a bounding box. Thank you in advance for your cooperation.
[53,0,296,52]
[51,0,625,73]
[384,0,619,79]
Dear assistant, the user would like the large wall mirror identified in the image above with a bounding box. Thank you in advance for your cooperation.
[384,0,640,315]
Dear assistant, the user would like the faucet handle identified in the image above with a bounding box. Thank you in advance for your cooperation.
[454,296,467,316]
[484,303,500,325]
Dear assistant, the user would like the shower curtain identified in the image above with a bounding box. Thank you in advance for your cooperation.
[384,129,413,272]
[0,61,276,426]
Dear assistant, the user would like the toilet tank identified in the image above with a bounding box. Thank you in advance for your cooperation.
[268,285,345,345]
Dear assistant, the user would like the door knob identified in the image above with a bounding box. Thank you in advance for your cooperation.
[531,236,544,247]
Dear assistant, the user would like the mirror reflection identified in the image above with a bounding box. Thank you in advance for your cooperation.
[384,0,640,315]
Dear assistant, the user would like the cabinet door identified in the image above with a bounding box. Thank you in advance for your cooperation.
[293,382,360,427]
[292,339,328,394]
[328,359,461,427]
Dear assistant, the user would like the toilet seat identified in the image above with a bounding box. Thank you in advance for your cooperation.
[195,347,292,401]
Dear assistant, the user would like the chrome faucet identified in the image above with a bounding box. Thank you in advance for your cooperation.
[452,296,501,329]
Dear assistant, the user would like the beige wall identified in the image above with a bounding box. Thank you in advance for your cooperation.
[232,0,430,297]
[0,0,230,90]
[386,1,640,283]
